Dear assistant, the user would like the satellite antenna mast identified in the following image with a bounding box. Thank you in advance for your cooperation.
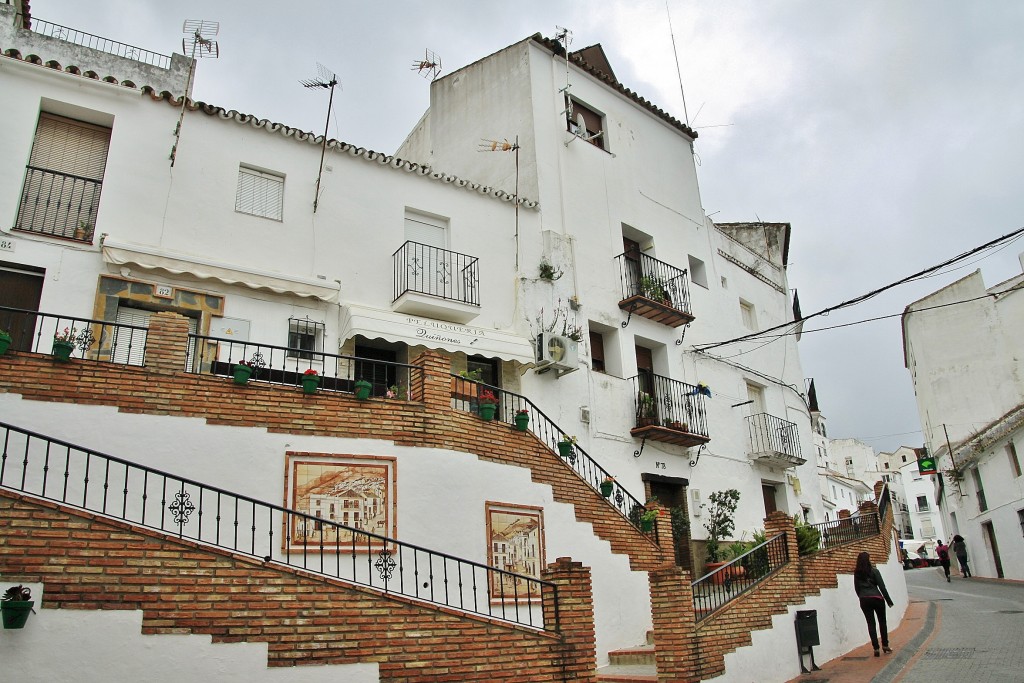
[411,49,442,81]
[301,63,338,213]
[170,20,219,166]
[478,137,521,270]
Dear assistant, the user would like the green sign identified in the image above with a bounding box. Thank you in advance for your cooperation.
[916,448,936,475]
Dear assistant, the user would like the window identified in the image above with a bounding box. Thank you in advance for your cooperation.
[235,165,284,220]
[901,454,908,463]
[739,299,757,331]
[16,113,111,242]
[972,468,987,512]
[288,317,323,359]
[1019,509,1024,538]
[688,255,708,288]
[111,306,196,367]
[1008,442,1022,478]
[566,98,605,150]
[589,330,606,373]
[916,495,929,512]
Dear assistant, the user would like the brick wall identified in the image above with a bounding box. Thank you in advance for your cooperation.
[0,491,597,682]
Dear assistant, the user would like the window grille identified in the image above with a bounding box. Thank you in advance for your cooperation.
[287,317,323,359]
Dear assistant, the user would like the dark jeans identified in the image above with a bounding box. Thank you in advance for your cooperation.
[859,597,889,650]
[940,559,951,579]
[957,555,971,576]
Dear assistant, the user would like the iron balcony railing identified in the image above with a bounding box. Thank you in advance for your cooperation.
[393,241,480,307]
[801,514,880,555]
[0,305,148,364]
[0,421,555,631]
[22,15,172,68]
[629,374,709,437]
[450,375,655,542]
[745,412,803,464]
[692,532,789,620]
[15,167,101,242]
[615,251,692,315]
[187,335,422,399]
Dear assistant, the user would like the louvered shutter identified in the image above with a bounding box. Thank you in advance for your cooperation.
[110,307,197,367]
[235,167,284,220]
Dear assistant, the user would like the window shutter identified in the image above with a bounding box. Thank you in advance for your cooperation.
[111,307,196,366]
[30,114,111,180]
[235,167,284,220]
[404,214,447,248]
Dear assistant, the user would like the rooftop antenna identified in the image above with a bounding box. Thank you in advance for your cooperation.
[412,49,442,81]
[170,20,219,167]
[300,62,339,213]
[664,1,690,126]
[553,27,599,147]
[479,137,521,269]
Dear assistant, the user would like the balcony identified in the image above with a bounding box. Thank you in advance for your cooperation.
[615,251,694,328]
[392,241,480,324]
[629,375,710,448]
[25,16,173,68]
[745,413,804,468]
[15,167,100,243]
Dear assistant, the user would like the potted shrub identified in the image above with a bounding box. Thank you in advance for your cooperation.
[478,389,498,421]
[600,476,615,498]
[2,585,35,629]
[703,488,740,578]
[301,368,321,394]
[354,378,373,400]
[385,384,405,400]
[0,328,11,356]
[640,507,661,533]
[636,392,657,426]
[794,515,821,555]
[52,326,77,361]
[557,435,576,459]
[232,359,255,385]
[514,408,530,432]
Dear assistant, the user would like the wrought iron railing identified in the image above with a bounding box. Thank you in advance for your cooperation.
[22,16,172,68]
[15,167,101,242]
[629,374,709,437]
[0,421,555,630]
[450,375,655,541]
[801,514,880,555]
[615,251,692,315]
[393,241,480,306]
[0,305,147,364]
[745,412,803,463]
[186,335,422,398]
[692,532,789,620]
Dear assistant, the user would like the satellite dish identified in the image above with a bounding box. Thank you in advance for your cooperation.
[576,112,587,138]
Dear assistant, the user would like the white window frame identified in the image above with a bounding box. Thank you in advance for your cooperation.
[235,165,284,221]
[740,299,757,331]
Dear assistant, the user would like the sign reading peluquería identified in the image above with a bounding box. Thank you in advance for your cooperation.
[406,316,488,346]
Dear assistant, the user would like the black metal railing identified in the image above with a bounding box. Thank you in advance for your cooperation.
[877,483,890,523]
[615,251,692,315]
[23,16,172,68]
[629,374,709,437]
[745,412,803,463]
[802,514,880,554]
[0,421,555,630]
[186,335,422,399]
[692,532,789,620]
[0,305,147,364]
[15,167,101,242]
[393,241,480,306]
[450,375,655,541]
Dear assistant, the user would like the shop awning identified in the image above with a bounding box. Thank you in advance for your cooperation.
[101,237,340,302]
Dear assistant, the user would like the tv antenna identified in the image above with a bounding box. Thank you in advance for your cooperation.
[170,20,220,167]
[412,49,442,81]
[479,136,521,270]
[300,62,339,213]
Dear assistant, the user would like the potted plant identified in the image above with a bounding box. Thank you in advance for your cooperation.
[557,434,576,459]
[640,507,661,533]
[385,384,405,400]
[514,408,530,431]
[52,327,77,361]
[600,476,615,498]
[232,359,255,385]
[636,392,657,426]
[478,389,498,421]
[0,328,11,356]
[703,488,740,577]
[2,585,35,629]
[354,378,373,400]
[301,368,321,394]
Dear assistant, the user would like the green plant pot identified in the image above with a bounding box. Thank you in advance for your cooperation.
[557,441,574,458]
[640,518,655,533]
[478,403,497,421]
[600,481,614,498]
[514,413,530,432]
[354,380,372,400]
[1,601,34,629]
[301,376,320,394]
[232,365,253,385]
[0,333,11,356]
[52,339,74,361]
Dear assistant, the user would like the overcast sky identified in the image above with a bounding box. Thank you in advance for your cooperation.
[32,0,1024,454]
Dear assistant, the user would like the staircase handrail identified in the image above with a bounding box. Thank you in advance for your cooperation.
[691,532,789,620]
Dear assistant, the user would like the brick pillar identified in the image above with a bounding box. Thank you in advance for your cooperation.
[764,511,798,562]
[838,509,851,520]
[409,349,451,407]
[542,557,597,683]
[858,499,890,560]
[873,480,885,500]
[145,312,190,374]
[649,566,699,683]
[648,500,676,567]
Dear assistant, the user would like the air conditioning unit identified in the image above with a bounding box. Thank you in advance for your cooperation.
[536,332,578,371]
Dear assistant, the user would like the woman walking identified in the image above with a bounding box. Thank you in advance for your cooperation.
[936,540,951,582]
[854,551,894,657]
[952,535,971,577]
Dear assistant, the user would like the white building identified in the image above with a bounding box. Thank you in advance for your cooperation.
[878,446,946,556]
[903,261,1024,579]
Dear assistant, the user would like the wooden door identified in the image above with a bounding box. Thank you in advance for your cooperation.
[0,264,44,351]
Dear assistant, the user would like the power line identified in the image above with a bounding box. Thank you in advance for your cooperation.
[693,226,1024,352]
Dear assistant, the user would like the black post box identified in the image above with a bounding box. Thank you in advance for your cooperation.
[795,609,820,646]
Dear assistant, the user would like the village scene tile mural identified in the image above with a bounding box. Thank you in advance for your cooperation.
[486,502,544,603]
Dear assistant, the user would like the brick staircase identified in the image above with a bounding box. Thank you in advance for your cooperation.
[598,632,657,682]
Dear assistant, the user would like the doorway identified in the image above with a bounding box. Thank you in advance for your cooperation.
[644,474,690,570]
[762,483,778,516]
[982,521,1004,578]
[0,262,44,352]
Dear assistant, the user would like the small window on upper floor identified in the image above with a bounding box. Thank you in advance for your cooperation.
[589,330,606,373]
[1008,441,1022,478]
[688,255,708,289]
[739,299,757,331]
[288,317,323,360]
[236,165,284,220]
[566,97,606,150]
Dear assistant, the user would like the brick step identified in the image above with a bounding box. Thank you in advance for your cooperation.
[608,645,657,666]
[596,663,658,682]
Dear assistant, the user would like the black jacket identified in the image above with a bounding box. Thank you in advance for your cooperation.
[854,567,893,606]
